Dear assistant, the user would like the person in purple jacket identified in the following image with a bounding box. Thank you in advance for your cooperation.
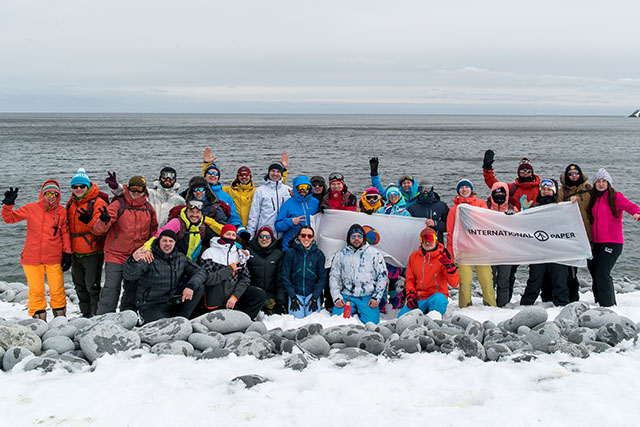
[587,168,640,307]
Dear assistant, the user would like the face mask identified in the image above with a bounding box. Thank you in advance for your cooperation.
[492,194,506,204]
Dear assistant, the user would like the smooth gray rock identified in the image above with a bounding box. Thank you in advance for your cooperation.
[567,327,597,345]
[198,347,232,359]
[246,321,268,335]
[295,323,323,341]
[426,329,455,347]
[78,321,141,362]
[555,302,590,322]
[450,314,475,330]
[284,353,308,371]
[191,322,209,334]
[465,321,484,343]
[323,326,349,344]
[3,346,34,371]
[619,316,639,333]
[554,318,578,337]
[42,325,78,341]
[329,347,377,367]
[483,320,498,331]
[41,349,59,358]
[23,355,89,373]
[596,323,635,346]
[330,343,347,350]
[505,307,548,332]
[0,346,4,366]
[69,317,94,331]
[373,325,393,341]
[0,289,16,302]
[485,343,512,361]
[524,323,561,352]
[151,340,194,357]
[48,316,69,329]
[13,289,29,302]
[16,319,49,338]
[441,335,486,360]
[42,336,75,354]
[231,374,269,389]
[228,336,273,359]
[188,333,221,351]
[137,317,193,345]
[429,320,464,335]
[388,339,421,354]
[516,326,531,335]
[356,332,385,355]
[395,310,425,334]
[578,308,621,329]
[343,328,366,348]
[583,340,612,353]
[298,335,330,357]
[94,311,138,330]
[548,339,589,358]
[196,310,252,334]
[0,322,42,355]
[224,332,244,344]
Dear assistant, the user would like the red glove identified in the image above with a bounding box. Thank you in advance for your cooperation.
[406,291,418,309]
[439,249,457,274]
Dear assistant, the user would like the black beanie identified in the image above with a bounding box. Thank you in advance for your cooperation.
[158,229,178,242]
[346,223,365,245]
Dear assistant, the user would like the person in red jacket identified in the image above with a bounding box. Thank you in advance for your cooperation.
[66,168,108,317]
[397,227,459,317]
[92,175,158,314]
[482,150,540,211]
[319,172,357,212]
[447,179,497,308]
[2,180,72,320]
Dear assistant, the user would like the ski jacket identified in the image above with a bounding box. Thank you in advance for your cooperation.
[222,180,255,227]
[405,243,459,299]
[329,243,388,302]
[559,173,593,241]
[320,188,357,211]
[591,191,640,244]
[247,179,292,239]
[280,241,327,299]
[446,194,488,254]
[66,182,107,255]
[124,239,206,308]
[147,181,185,228]
[483,168,540,211]
[200,238,251,309]
[407,192,449,243]
[92,186,158,264]
[2,180,71,265]
[275,176,319,251]
[371,174,420,205]
[247,236,285,303]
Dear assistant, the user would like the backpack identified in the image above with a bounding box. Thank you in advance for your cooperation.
[112,195,155,239]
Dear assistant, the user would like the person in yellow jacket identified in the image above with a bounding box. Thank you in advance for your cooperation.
[201,147,289,228]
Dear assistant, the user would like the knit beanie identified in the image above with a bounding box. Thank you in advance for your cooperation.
[42,182,61,195]
[158,229,178,242]
[346,223,365,245]
[256,226,275,240]
[204,163,221,177]
[517,158,534,174]
[310,176,326,187]
[267,162,285,174]
[456,179,473,195]
[220,224,237,237]
[418,179,434,193]
[71,168,91,188]
[237,166,252,177]
[365,187,380,196]
[592,168,612,186]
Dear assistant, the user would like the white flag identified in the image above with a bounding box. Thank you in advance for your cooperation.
[453,202,592,267]
[310,210,427,268]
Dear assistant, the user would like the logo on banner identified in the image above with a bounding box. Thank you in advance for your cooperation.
[534,230,549,242]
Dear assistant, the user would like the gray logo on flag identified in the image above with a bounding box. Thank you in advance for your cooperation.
[534,230,549,242]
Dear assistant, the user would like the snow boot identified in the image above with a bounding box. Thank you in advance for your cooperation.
[32,310,47,321]
[52,307,67,317]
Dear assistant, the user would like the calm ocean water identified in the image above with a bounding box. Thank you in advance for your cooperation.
[1,114,638,284]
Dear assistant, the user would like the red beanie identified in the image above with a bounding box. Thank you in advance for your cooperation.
[220,224,237,237]
[237,166,252,176]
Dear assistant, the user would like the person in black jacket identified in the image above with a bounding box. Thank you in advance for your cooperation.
[123,229,206,324]
[281,226,328,318]
[407,179,449,245]
[247,226,286,315]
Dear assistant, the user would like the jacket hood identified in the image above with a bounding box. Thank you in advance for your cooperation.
[153,180,181,193]
[453,194,479,206]
[359,191,383,212]
[397,176,420,201]
[292,176,313,203]
[488,181,510,211]
[560,164,588,188]
[40,179,62,210]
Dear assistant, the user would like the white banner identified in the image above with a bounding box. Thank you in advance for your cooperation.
[453,202,592,267]
[310,210,427,268]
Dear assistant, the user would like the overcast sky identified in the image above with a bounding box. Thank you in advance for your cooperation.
[1,0,639,114]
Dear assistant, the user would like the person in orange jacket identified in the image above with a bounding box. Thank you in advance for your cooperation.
[66,168,108,317]
[397,227,459,317]
[92,175,158,315]
[2,180,72,320]
[446,179,497,308]
[482,150,540,211]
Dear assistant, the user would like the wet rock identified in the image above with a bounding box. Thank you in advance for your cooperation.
[284,354,308,371]
[524,323,561,352]
[137,317,193,345]
[0,322,42,355]
[151,340,194,357]
[578,308,621,329]
[356,332,385,355]
[188,333,221,351]
[78,321,141,362]
[42,336,75,354]
[196,310,252,334]
[231,374,269,389]
[2,346,34,371]
[504,307,548,332]
[298,335,330,357]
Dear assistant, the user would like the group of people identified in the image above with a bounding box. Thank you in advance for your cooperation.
[2,147,639,325]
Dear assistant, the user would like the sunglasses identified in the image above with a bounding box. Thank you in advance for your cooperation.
[388,191,400,198]
[258,234,272,240]
[568,171,580,176]
[43,191,60,198]
[329,173,344,181]
[71,184,87,190]
[350,233,364,239]
[299,233,314,239]
[129,186,145,193]
[312,183,324,187]
[519,169,532,174]
[421,233,437,244]
[238,172,251,177]
[160,173,176,180]
[206,170,219,176]
[193,187,206,192]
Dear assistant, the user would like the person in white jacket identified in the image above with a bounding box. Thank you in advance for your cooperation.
[246,162,291,240]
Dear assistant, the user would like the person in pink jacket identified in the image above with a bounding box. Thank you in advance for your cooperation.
[587,168,640,306]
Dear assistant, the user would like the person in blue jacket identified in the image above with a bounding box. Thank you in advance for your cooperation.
[280,226,328,318]
[275,176,319,252]
[204,163,249,240]
[369,157,420,205]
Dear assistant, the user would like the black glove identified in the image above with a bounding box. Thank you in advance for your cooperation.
[289,296,301,312]
[273,303,286,315]
[98,206,111,224]
[238,230,251,242]
[369,157,379,176]
[482,150,495,170]
[61,253,72,272]
[77,207,93,224]
[406,291,418,309]
[318,204,326,214]
[306,296,318,312]
[2,187,19,205]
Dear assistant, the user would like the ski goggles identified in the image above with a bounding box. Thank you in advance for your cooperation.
[71,184,87,190]
[420,232,437,244]
[329,172,344,182]
[128,186,146,194]
[160,171,176,180]
[540,179,555,189]
[43,191,60,198]
[296,184,311,192]
[186,200,203,211]
[365,194,380,203]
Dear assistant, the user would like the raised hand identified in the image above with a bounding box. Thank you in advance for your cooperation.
[482,150,495,170]
[2,187,19,205]
[281,151,289,169]
[105,171,119,190]
[369,157,379,176]
[203,147,218,164]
